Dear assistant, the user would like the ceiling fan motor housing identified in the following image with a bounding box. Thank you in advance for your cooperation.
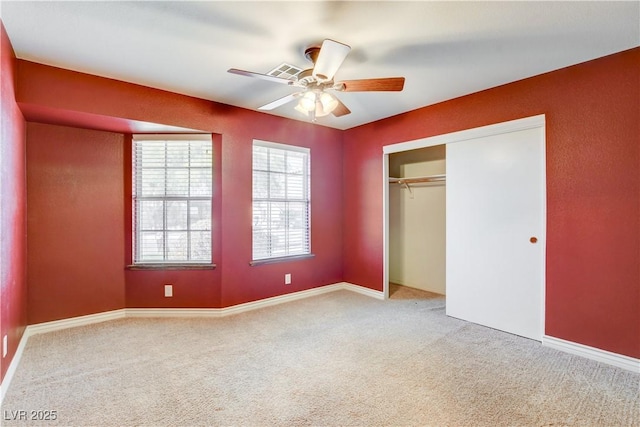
[304,46,321,65]
[296,69,316,84]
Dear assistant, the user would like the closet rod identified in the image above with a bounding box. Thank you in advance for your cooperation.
[389,174,446,185]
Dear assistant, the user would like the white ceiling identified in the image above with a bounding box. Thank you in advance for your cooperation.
[1,1,638,130]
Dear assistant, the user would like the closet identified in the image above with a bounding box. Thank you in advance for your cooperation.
[384,115,546,341]
[388,145,446,296]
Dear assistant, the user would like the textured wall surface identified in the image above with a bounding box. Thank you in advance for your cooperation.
[0,23,27,383]
[26,123,126,324]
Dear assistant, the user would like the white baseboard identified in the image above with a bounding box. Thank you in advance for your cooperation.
[543,335,640,373]
[125,307,224,318]
[126,283,384,318]
[125,283,379,317]
[341,282,385,300]
[0,282,381,404]
[215,283,352,316]
[0,330,28,405]
[26,309,127,336]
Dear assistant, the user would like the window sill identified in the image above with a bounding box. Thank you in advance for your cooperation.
[126,263,216,271]
[249,254,315,266]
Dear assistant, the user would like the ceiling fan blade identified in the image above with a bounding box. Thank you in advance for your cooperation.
[258,92,302,110]
[228,68,295,85]
[338,77,405,92]
[332,98,351,117]
[313,39,351,81]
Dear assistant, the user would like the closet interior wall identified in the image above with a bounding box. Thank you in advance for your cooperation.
[389,145,446,295]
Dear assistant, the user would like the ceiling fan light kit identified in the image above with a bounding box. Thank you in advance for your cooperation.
[228,39,405,122]
[299,91,317,112]
[295,90,339,119]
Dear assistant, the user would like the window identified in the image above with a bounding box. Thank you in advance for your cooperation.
[132,135,212,264]
[252,141,311,261]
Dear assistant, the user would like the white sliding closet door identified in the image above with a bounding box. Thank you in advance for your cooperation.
[446,126,545,341]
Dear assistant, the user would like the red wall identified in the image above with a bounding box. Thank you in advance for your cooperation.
[17,60,344,314]
[0,23,27,384]
[217,123,344,307]
[26,123,126,324]
[343,48,640,358]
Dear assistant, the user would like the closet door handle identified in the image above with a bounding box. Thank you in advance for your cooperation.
[530,237,538,243]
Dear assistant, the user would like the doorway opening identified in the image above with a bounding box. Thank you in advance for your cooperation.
[388,145,446,301]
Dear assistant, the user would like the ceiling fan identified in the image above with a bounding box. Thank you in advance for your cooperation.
[228,39,405,121]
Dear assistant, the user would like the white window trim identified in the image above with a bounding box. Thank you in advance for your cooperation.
[131,134,214,267]
[251,140,312,264]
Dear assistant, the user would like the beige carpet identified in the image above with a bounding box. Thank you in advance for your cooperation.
[2,289,638,426]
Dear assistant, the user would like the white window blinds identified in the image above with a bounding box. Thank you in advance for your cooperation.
[133,135,212,264]
[252,141,311,261]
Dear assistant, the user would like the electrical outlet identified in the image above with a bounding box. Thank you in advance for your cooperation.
[3,335,7,358]
[164,284,173,297]
[285,273,291,285]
